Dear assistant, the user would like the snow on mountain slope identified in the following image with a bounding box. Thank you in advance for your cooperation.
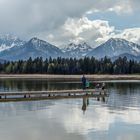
[87,38,140,59]
[1,35,140,61]
[0,34,25,52]
[0,37,64,60]
[61,42,92,57]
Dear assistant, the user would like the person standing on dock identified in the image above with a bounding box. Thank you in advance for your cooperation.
[86,80,90,89]
[102,83,105,90]
[82,75,86,90]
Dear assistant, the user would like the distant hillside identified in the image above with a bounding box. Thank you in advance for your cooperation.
[112,53,140,61]
[0,59,6,63]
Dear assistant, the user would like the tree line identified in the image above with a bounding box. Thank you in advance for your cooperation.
[0,56,140,74]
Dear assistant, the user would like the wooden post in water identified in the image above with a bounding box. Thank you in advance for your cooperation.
[24,94,26,98]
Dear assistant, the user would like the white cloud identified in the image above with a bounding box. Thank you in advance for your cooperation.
[86,0,135,15]
[0,0,95,37]
[45,17,115,47]
[0,0,138,38]
[114,28,140,44]
[44,17,140,47]
[0,0,139,46]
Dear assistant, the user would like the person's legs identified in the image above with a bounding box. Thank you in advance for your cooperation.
[83,82,86,90]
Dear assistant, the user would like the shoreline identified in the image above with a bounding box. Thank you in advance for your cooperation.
[0,74,140,81]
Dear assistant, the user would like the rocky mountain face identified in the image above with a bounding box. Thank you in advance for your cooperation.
[87,38,140,59]
[0,34,140,61]
[0,34,25,52]
[0,37,63,60]
[62,42,93,58]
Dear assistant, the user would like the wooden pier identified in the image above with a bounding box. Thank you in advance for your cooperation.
[0,89,108,102]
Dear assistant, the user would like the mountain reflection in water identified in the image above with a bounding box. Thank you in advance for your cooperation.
[0,80,140,140]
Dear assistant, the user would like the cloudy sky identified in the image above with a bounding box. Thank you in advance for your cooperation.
[0,0,140,47]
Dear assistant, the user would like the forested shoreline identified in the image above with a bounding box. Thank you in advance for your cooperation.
[0,56,140,74]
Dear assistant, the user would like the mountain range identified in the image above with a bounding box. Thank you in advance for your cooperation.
[0,37,63,60]
[61,42,92,58]
[0,35,140,61]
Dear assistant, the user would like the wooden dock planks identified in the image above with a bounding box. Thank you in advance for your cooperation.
[0,89,108,102]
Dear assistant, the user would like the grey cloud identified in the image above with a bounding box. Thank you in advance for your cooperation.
[0,0,139,45]
[0,0,128,35]
[0,0,94,37]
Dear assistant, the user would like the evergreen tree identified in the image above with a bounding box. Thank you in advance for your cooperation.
[0,56,140,74]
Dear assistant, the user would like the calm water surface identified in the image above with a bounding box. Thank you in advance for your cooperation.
[0,79,140,140]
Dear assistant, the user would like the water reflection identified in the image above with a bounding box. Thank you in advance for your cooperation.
[0,80,140,140]
[0,79,82,92]
[0,97,140,140]
[82,97,89,114]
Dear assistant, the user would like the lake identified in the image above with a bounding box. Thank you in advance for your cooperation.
[0,79,140,140]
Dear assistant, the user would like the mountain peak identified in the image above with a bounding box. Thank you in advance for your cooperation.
[63,42,92,51]
[30,37,38,41]
[61,42,92,57]
[108,38,125,42]
[107,38,135,44]
[0,34,24,52]
[29,37,44,43]
[87,38,140,58]
[29,37,49,47]
[0,36,63,60]
[108,38,115,41]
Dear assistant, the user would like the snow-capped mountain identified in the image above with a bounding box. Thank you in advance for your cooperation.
[0,34,25,52]
[87,38,140,59]
[0,35,140,61]
[62,42,93,58]
[0,37,63,60]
